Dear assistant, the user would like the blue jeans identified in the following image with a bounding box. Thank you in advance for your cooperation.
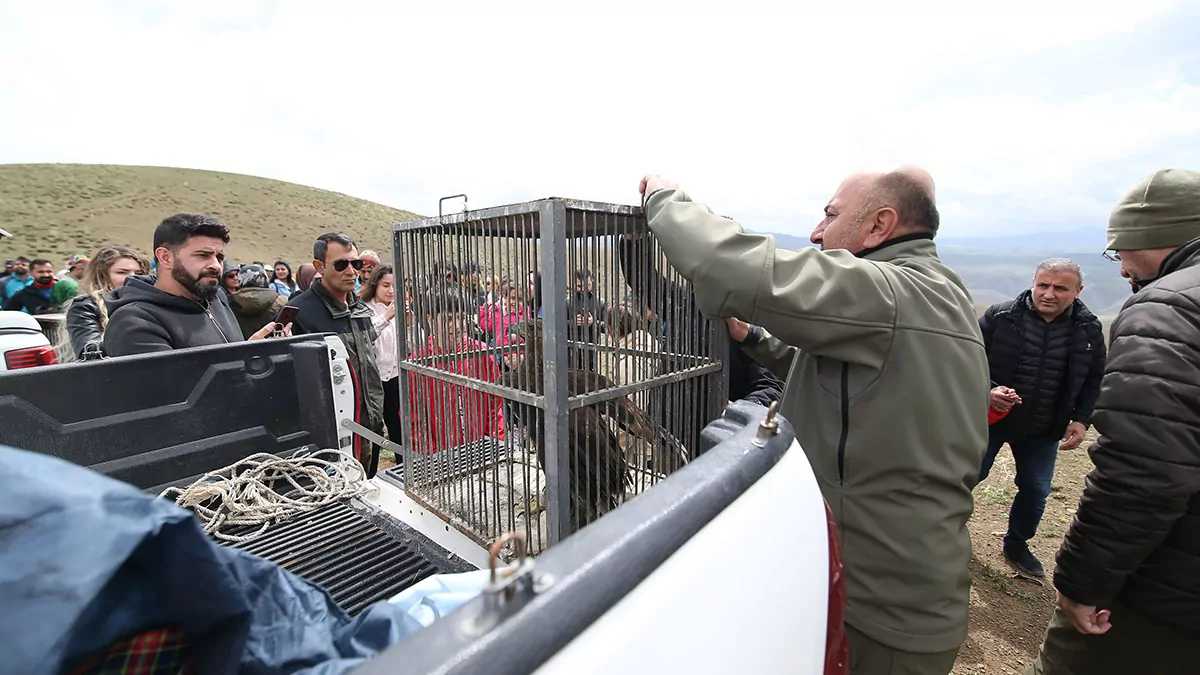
[978,429,1059,550]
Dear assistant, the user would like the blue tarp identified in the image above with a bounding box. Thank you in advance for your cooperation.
[0,445,485,675]
[389,569,492,623]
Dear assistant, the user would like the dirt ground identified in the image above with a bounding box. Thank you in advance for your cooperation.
[953,429,1098,675]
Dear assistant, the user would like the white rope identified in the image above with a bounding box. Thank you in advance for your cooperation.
[159,448,370,543]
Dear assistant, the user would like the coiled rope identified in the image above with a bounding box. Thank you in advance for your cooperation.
[159,449,370,543]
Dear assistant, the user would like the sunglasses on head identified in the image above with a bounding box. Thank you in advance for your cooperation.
[332,258,365,272]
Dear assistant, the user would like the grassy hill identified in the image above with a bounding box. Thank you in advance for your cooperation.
[0,164,421,268]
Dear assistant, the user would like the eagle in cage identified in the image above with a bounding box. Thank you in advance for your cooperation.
[499,318,689,530]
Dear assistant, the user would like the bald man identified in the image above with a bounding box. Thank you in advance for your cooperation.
[639,170,989,675]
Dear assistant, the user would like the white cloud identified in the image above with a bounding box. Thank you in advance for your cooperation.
[0,0,1196,239]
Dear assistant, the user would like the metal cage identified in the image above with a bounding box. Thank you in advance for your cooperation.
[390,197,727,555]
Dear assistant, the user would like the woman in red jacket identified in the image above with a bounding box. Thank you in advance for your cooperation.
[407,292,505,455]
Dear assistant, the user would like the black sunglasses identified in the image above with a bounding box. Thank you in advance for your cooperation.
[332,258,365,272]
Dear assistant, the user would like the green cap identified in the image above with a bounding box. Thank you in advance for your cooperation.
[1107,169,1200,251]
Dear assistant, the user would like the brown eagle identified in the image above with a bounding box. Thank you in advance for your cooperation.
[499,318,688,531]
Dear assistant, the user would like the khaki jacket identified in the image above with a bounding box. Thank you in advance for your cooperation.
[645,188,990,653]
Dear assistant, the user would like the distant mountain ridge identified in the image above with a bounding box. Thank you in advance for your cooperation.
[936,227,1109,252]
[763,230,1127,317]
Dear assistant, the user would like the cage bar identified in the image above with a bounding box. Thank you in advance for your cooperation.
[391,197,726,556]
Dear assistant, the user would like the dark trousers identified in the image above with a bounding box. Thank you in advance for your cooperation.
[979,429,1059,550]
[382,376,402,444]
[1027,601,1197,675]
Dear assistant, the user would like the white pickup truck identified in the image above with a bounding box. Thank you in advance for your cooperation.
[0,334,846,674]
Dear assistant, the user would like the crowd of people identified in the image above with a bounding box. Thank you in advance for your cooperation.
[0,254,90,315]
[2,165,1196,675]
[11,213,750,480]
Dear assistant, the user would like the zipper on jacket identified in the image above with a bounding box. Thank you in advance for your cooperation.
[837,362,849,485]
[205,307,230,343]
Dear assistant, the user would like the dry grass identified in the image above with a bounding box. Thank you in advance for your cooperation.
[0,163,421,267]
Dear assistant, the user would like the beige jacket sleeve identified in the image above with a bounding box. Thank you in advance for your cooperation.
[645,188,896,369]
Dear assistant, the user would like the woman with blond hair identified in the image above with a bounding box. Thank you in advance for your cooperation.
[59,245,151,361]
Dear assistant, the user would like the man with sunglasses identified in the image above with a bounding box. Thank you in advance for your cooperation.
[286,233,386,477]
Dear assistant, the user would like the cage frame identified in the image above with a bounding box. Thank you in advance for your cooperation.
[391,196,728,549]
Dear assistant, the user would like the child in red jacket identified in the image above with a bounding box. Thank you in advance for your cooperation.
[408,293,505,455]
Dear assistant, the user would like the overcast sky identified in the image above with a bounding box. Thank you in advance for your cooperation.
[1,1,1197,245]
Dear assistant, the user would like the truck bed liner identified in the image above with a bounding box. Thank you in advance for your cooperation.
[222,498,475,615]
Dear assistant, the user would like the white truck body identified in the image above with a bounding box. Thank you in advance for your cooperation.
[0,309,56,371]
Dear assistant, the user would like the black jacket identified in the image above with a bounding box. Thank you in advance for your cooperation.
[287,279,385,439]
[1054,236,1200,634]
[979,291,1106,437]
[728,343,783,407]
[3,284,58,315]
[102,276,242,358]
[66,295,105,359]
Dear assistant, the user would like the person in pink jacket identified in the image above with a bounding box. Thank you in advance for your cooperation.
[478,282,528,349]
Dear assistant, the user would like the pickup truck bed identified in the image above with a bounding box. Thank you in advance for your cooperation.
[0,334,474,611]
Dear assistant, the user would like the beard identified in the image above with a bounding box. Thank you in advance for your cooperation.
[173,265,220,301]
[1129,273,1159,294]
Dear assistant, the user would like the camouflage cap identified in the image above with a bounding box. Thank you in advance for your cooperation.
[1107,169,1200,251]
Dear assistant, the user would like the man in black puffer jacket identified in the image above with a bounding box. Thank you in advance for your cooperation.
[978,259,1106,579]
[1028,169,1200,674]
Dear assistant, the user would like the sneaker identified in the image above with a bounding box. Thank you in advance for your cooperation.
[1003,544,1045,579]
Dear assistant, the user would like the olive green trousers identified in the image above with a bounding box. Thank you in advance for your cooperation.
[846,624,959,675]
[1027,601,1196,675]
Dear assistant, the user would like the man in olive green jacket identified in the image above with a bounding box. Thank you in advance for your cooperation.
[639,169,990,674]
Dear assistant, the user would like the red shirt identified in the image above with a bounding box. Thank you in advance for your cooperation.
[407,335,505,455]
[478,302,528,347]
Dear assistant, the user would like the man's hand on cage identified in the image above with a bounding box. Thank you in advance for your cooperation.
[726,318,750,342]
[639,174,679,204]
[631,174,679,240]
